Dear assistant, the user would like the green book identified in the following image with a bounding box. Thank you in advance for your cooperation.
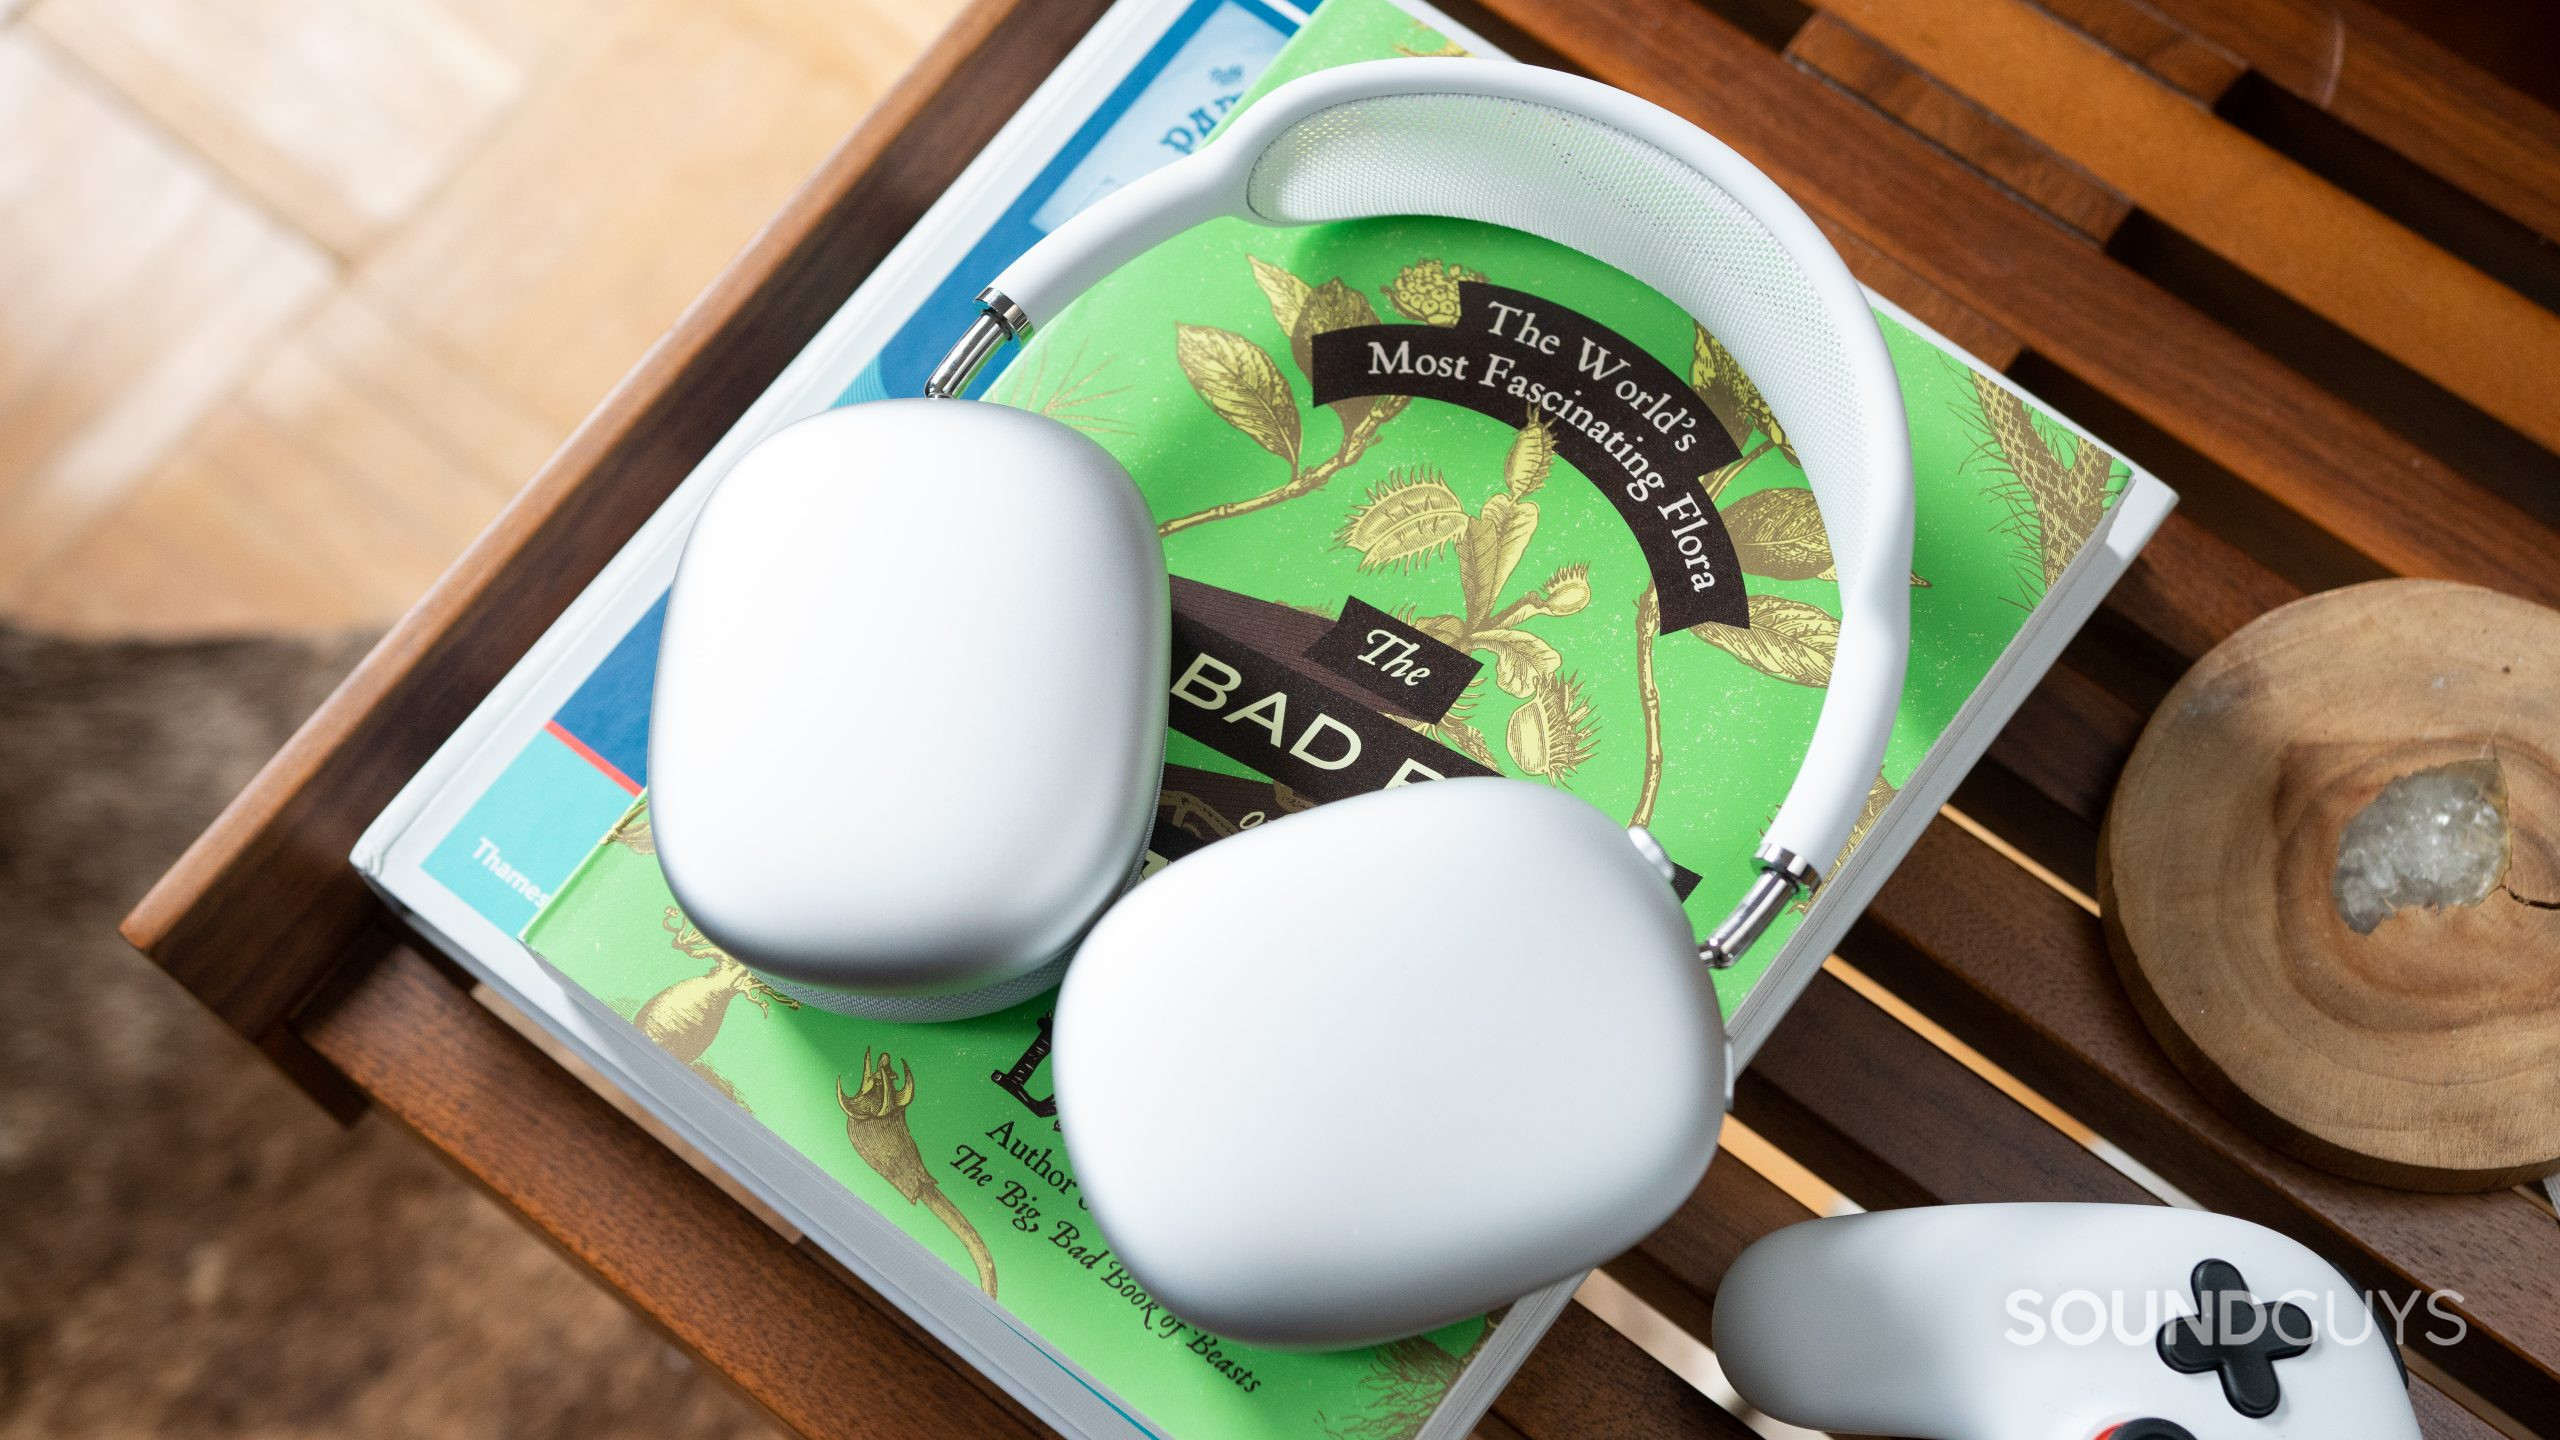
[369,1,2173,1435]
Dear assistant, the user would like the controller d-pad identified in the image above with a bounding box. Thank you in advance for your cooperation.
[2156,1259,2313,1418]
[2101,1422,2197,1440]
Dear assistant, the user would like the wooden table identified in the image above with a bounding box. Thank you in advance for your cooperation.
[125,0,2560,1435]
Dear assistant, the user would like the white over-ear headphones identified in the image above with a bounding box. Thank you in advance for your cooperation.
[651,58,1911,1346]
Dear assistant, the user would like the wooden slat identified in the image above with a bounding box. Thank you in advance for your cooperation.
[1491,1302,1758,1440]
[120,0,1115,1046]
[1846,820,2560,1429]
[2133,0,2560,243]
[2091,506,2305,673]
[2411,1381,2510,1440]
[2034,0,2246,103]
[1631,1158,1818,1319]
[1790,12,2137,243]
[1737,970,2152,1209]
[295,943,1039,1440]
[1817,0,2560,456]
[1466,0,2560,610]
[1981,656,2146,827]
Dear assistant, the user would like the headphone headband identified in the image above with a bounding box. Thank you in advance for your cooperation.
[938,59,1913,968]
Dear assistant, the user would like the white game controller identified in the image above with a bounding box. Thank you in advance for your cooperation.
[1713,1204,2421,1440]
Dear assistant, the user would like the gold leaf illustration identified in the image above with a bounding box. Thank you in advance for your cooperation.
[1458,492,1538,624]
[1724,486,1833,581]
[1507,672,1599,786]
[1290,278,1383,379]
[1248,254,1312,340]
[1690,324,1792,463]
[1691,593,1840,688]
[1336,468,1468,571]
[1504,410,1554,498]
[1380,259,1483,325]
[1176,322,1300,466]
[1730,485,1932,588]
[1412,613,1466,648]
[1291,277,1387,433]
[1156,258,1417,539]
[1473,625,1563,697]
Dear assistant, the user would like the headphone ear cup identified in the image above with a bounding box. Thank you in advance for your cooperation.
[651,401,1169,1020]
[1052,776,1724,1348]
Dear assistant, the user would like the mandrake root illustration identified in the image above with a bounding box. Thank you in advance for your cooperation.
[635,909,798,1084]
[839,1050,998,1298]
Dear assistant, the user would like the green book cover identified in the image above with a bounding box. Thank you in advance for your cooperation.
[525,2,2129,1435]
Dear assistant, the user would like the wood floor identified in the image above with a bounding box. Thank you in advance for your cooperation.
[0,0,962,637]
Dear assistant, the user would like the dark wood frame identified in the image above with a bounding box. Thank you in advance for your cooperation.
[127,0,2560,1435]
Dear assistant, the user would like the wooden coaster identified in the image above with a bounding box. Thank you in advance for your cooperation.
[2099,580,2560,1192]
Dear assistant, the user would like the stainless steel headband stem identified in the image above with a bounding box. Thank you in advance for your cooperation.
[923,288,1034,399]
[1698,844,1821,969]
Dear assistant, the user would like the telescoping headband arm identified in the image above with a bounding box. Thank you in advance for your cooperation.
[929,58,1914,969]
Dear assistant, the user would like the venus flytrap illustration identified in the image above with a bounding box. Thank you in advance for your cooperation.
[1332,468,1471,572]
[839,1050,999,1299]
[1389,666,1501,773]
[1338,412,1603,784]
[1504,672,1599,787]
